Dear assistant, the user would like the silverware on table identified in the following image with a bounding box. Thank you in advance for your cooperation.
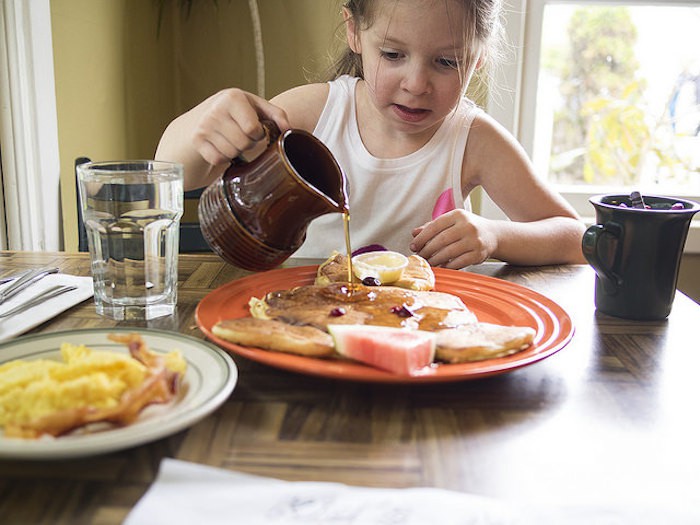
[0,284,77,319]
[0,267,59,305]
[0,269,32,285]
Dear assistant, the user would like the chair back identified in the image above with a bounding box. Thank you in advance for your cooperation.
[74,157,211,253]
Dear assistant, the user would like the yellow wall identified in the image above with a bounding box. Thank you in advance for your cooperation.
[51,0,341,251]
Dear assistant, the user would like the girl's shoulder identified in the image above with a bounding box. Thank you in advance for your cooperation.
[467,108,522,153]
[462,107,534,187]
[270,82,331,133]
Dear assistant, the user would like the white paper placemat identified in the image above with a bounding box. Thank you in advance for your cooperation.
[0,273,94,341]
[125,459,700,525]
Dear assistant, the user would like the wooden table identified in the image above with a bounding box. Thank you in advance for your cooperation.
[1,251,699,523]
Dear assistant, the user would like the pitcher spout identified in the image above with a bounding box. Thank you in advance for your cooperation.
[281,130,348,213]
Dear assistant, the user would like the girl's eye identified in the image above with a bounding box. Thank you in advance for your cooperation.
[379,49,402,61]
[437,57,459,69]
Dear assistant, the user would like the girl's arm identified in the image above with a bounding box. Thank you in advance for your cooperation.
[411,112,586,267]
[155,84,328,191]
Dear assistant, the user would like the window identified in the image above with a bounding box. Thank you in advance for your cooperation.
[486,0,700,252]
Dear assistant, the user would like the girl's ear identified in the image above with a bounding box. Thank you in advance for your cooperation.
[343,6,362,54]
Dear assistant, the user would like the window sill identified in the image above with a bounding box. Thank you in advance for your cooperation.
[479,190,700,255]
[582,217,700,254]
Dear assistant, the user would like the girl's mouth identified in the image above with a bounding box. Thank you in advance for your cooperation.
[392,104,430,123]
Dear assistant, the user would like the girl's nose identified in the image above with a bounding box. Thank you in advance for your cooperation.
[401,63,431,95]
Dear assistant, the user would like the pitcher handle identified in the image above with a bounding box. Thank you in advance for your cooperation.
[582,222,624,294]
[260,119,281,144]
[231,119,282,167]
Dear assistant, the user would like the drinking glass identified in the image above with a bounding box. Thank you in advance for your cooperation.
[77,160,184,320]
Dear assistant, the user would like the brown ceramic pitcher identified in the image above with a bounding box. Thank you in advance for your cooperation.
[198,120,348,270]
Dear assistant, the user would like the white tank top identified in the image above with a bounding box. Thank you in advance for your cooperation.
[293,75,480,258]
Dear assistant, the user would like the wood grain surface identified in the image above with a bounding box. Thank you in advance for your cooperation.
[0,251,699,524]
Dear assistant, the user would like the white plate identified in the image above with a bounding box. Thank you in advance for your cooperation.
[0,328,238,460]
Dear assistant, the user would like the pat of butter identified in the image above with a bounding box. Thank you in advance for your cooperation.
[352,251,409,284]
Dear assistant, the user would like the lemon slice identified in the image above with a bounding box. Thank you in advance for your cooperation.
[351,251,409,284]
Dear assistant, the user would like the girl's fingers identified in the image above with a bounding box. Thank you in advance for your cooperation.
[197,140,230,167]
[188,88,292,169]
[245,93,292,132]
[411,211,490,268]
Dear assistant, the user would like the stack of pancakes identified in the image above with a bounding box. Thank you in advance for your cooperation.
[213,252,535,365]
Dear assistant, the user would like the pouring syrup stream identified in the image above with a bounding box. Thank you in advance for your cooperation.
[343,210,353,284]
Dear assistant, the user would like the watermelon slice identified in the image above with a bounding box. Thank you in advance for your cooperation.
[327,324,436,375]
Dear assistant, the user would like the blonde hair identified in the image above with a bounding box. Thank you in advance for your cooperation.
[324,0,504,92]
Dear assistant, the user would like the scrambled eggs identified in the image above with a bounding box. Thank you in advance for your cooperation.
[0,342,186,430]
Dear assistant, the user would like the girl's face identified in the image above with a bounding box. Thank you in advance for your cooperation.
[346,0,477,136]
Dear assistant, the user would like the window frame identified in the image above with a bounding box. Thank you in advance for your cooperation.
[484,0,700,252]
[0,0,61,250]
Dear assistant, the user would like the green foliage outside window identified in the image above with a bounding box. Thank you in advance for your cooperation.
[545,6,699,187]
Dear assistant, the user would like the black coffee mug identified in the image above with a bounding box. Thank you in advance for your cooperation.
[582,194,699,320]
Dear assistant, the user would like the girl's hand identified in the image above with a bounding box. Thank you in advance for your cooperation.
[190,88,290,167]
[409,210,496,269]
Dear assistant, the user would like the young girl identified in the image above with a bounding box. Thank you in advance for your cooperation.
[156,0,586,268]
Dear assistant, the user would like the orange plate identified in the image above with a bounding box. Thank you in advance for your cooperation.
[195,266,574,383]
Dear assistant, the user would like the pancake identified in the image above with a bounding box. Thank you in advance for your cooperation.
[213,318,334,357]
[214,281,535,364]
[249,283,478,332]
[435,323,536,362]
[316,252,435,291]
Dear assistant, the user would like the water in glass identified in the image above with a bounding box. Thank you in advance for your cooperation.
[79,161,183,320]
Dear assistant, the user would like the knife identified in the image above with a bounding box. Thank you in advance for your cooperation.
[0,267,60,305]
[0,284,78,319]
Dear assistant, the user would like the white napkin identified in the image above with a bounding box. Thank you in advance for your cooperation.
[0,273,94,341]
[124,459,700,525]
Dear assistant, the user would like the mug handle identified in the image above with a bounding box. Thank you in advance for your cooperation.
[582,222,624,294]
[231,119,282,167]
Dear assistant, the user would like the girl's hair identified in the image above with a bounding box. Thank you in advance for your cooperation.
[324,0,504,94]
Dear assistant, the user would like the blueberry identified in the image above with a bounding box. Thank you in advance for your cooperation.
[362,276,382,287]
[352,244,387,257]
[390,305,414,318]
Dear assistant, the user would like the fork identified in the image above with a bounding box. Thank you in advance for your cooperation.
[0,267,59,305]
[0,284,78,319]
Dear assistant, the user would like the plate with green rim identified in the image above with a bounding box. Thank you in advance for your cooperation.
[0,328,237,459]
